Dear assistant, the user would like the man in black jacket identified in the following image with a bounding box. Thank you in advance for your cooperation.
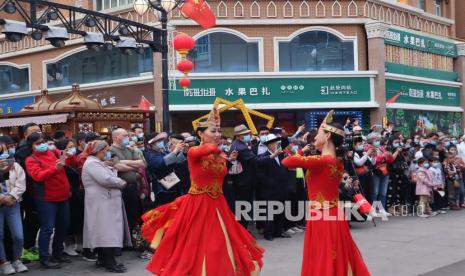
[257,134,291,241]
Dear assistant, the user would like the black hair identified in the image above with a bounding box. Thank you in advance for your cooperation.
[195,119,208,139]
[74,132,87,143]
[26,132,43,148]
[53,130,66,140]
[428,132,438,138]
[322,122,345,157]
[306,129,318,144]
[170,134,185,141]
[131,126,143,132]
[146,132,158,144]
[55,138,71,151]
[22,123,38,134]
[258,126,270,133]
[0,135,14,145]
[418,158,426,165]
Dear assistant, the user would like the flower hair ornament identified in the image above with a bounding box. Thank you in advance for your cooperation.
[319,110,346,137]
[197,106,221,129]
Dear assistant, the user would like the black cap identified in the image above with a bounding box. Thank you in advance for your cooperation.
[85,132,104,143]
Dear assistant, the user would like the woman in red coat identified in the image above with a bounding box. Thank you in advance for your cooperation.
[282,110,370,276]
[141,107,263,276]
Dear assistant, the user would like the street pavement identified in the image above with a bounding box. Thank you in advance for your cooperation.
[28,211,465,276]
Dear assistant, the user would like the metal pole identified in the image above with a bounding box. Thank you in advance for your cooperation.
[160,9,170,132]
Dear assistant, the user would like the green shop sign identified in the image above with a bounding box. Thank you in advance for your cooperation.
[169,77,371,105]
[386,79,460,106]
[384,28,457,57]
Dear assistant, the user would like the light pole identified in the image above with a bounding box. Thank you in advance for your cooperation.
[134,0,184,132]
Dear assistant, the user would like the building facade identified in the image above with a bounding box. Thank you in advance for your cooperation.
[1,0,465,136]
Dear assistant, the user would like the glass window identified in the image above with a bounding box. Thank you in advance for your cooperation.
[46,47,153,88]
[279,30,355,71]
[0,65,29,95]
[418,0,426,10]
[188,32,259,73]
[96,0,134,11]
[435,0,442,16]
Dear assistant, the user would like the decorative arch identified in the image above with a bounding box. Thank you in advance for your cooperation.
[234,1,244,17]
[283,1,294,18]
[250,1,260,18]
[217,1,228,18]
[267,1,277,17]
[300,1,310,17]
[274,26,358,72]
[386,8,392,23]
[190,28,264,73]
[332,0,342,17]
[316,0,325,17]
[348,0,358,17]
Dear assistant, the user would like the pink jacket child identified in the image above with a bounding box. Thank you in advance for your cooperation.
[416,166,435,196]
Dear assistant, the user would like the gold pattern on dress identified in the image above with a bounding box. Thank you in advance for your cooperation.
[328,164,343,179]
[309,192,339,209]
[188,181,223,199]
[201,155,225,173]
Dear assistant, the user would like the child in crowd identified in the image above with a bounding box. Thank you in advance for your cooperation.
[443,152,462,210]
[416,158,435,218]
[429,158,447,214]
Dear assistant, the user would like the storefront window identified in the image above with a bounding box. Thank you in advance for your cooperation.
[188,32,259,73]
[47,48,153,88]
[435,0,442,16]
[418,0,426,10]
[0,65,29,95]
[96,0,134,11]
[279,30,355,71]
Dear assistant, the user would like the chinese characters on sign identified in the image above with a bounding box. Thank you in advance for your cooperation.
[320,85,357,96]
[88,94,117,107]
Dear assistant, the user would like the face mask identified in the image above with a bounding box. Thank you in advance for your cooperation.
[156,141,165,150]
[7,148,15,156]
[48,144,56,151]
[356,145,364,151]
[68,147,77,156]
[452,140,458,145]
[445,142,451,147]
[0,152,9,160]
[137,133,144,139]
[121,137,130,147]
[419,141,425,147]
[393,143,400,148]
[243,135,251,143]
[35,143,49,153]
[138,146,145,151]
[219,144,227,152]
[423,163,430,168]
[131,136,138,143]
[404,144,411,149]
[259,135,267,143]
[433,163,441,169]
[373,141,380,147]
[430,141,438,146]
[104,151,112,161]
[291,145,299,153]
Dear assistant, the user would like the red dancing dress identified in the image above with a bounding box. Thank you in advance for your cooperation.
[141,143,264,276]
[282,154,370,276]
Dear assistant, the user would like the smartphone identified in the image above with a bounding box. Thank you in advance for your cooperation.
[60,150,66,162]
[5,159,14,166]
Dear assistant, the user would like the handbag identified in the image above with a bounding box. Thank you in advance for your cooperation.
[374,163,389,176]
[355,165,368,176]
[228,160,243,175]
[158,172,180,190]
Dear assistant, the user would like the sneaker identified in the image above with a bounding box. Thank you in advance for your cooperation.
[11,260,28,273]
[0,262,16,275]
[63,245,79,257]
[291,227,304,233]
[439,210,447,214]
[82,251,98,262]
[284,229,296,235]
[21,248,39,262]
[431,211,439,216]
[138,250,153,260]
[379,209,392,217]
[418,214,430,218]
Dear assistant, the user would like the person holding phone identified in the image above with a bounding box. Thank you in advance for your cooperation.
[0,137,28,274]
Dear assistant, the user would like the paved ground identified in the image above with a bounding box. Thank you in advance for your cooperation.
[28,211,465,276]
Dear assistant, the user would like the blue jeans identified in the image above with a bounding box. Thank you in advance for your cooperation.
[0,203,23,260]
[371,175,390,210]
[35,200,69,262]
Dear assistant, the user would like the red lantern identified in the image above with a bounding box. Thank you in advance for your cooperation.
[176,60,194,75]
[173,33,195,59]
[179,77,191,90]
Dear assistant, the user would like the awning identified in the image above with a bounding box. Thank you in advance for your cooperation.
[0,113,69,128]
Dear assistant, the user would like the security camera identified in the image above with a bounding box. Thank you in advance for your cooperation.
[1,20,27,43]
[46,27,69,48]
[116,37,137,55]
[84,32,104,51]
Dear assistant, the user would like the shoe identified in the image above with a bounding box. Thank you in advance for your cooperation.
[275,232,292,238]
[264,235,274,241]
[0,262,16,275]
[431,211,438,216]
[105,265,127,273]
[96,261,126,269]
[12,260,28,273]
[50,255,72,264]
[21,248,39,262]
[64,245,79,257]
[83,251,98,262]
[450,204,461,211]
[461,204,465,209]
[291,227,304,233]
[138,250,153,260]
[40,260,61,269]
[418,214,430,218]
[284,229,296,235]
[380,209,392,217]
[439,210,447,214]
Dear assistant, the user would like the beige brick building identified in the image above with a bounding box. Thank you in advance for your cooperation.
[1,0,465,136]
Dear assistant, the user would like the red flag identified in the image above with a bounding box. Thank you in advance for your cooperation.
[181,0,216,29]
[139,96,151,110]
[386,92,401,105]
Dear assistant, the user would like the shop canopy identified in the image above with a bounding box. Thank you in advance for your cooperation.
[0,113,68,128]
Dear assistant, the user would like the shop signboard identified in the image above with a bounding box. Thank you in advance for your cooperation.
[0,97,34,114]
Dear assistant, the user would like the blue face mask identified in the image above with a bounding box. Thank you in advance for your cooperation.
[445,142,451,147]
[423,163,430,168]
[291,145,299,153]
[121,137,130,147]
[7,147,15,156]
[0,152,9,160]
[432,163,441,169]
[243,135,251,143]
[452,140,458,145]
[356,145,364,151]
[131,136,138,143]
[156,141,165,150]
[35,143,49,153]
[104,151,112,161]
[430,141,438,146]
[68,147,77,155]
[373,141,380,147]
[393,143,400,148]
[137,133,144,139]
[219,144,227,152]
[259,135,267,143]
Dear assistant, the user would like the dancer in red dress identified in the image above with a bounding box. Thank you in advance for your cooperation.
[141,107,263,276]
[282,110,370,276]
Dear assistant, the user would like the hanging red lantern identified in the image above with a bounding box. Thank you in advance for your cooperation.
[176,60,194,75]
[179,77,191,90]
[173,33,195,59]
